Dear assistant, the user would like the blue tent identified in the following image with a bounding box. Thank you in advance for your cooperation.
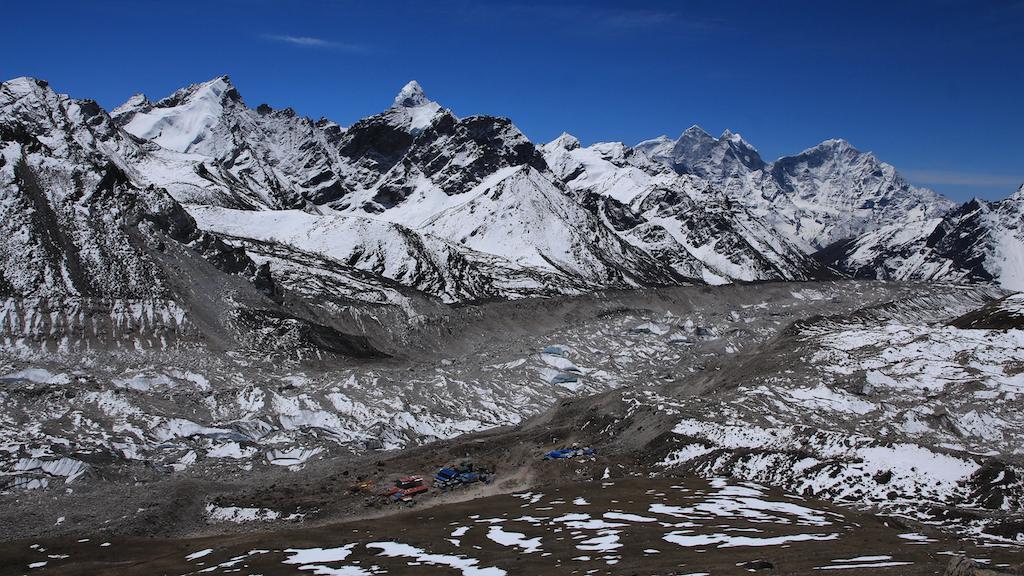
[543,448,576,460]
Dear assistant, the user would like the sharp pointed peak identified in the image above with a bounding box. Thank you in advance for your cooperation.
[392,80,432,108]
[677,126,718,149]
[720,128,737,140]
[549,132,581,151]
[719,129,759,151]
[681,124,712,139]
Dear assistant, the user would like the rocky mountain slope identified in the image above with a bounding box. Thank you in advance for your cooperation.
[637,127,956,252]
[107,77,825,300]
[0,77,394,358]
[632,126,1024,290]
[112,76,350,210]
[542,134,823,283]
[36,73,1024,299]
[817,185,1024,290]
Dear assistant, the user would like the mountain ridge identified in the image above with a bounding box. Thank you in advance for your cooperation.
[637,125,956,252]
[3,74,1019,321]
[98,76,830,295]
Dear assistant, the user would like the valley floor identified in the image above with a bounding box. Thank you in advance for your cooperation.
[3,478,1019,576]
[1,281,1022,574]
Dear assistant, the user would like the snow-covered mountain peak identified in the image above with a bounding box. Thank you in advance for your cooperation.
[817,137,852,148]
[0,74,287,305]
[392,80,431,108]
[681,125,713,140]
[668,124,766,175]
[2,77,56,128]
[118,75,242,153]
[802,137,861,158]
[634,125,955,251]
[1,76,126,160]
[807,138,887,167]
[820,180,1024,290]
[160,75,240,110]
[1,76,50,100]
[778,140,896,187]
[109,76,366,209]
[718,129,762,162]
[0,77,83,125]
[1,77,57,125]
[110,93,149,119]
[720,128,752,147]
[548,132,581,151]
[378,80,443,134]
[632,135,673,164]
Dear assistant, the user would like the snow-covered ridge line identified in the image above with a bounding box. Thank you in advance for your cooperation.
[3,72,1017,324]
[102,74,824,294]
[818,188,1024,291]
[634,127,956,253]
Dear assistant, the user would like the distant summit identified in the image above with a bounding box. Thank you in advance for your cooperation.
[392,80,431,108]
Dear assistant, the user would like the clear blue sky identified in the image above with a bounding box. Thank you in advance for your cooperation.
[3,0,1021,200]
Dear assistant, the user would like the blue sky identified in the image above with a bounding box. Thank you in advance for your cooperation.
[2,0,1021,200]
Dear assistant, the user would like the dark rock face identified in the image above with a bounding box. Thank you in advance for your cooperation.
[923,200,996,282]
[368,113,549,210]
[950,295,1024,330]
[337,115,417,181]
[232,308,385,358]
[964,459,1021,511]
[578,192,646,232]
[412,115,548,194]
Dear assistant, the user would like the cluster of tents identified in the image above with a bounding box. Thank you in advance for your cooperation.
[434,460,493,489]
[376,460,494,503]
[359,445,598,505]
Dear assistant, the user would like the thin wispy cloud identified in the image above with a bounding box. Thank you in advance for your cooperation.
[443,2,722,35]
[903,169,1023,190]
[262,34,369,52]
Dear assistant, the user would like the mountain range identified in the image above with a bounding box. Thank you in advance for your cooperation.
[2,75,1021,354]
